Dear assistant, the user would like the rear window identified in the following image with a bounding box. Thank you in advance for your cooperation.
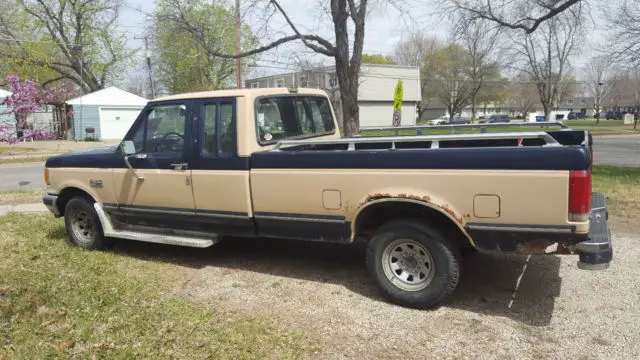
[255,95,336,145]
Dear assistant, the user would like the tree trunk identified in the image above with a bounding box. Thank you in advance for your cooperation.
[543,103,551,122]
[471,96,477,123]
[15,113,27,139]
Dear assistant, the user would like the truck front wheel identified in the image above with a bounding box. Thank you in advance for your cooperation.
[64,196,109,250]
[366,220,461,309]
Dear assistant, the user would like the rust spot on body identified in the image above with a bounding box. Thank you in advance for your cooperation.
[516,239,557,254]
[360,193,462,223]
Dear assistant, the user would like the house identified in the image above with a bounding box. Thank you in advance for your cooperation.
[66,87,148,140]
[245,64,421,128]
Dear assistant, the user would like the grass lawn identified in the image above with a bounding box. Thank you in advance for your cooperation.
[0,146,39,155]
[0,189,47,205]
[0,215,318,359]
[592,166,640,216]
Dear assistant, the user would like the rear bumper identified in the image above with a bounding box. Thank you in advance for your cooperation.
[574,193,613,270]
[43,194,61,217]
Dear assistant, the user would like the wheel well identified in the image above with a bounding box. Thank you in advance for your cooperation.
[354,201,471,249]
[56,187,95,216]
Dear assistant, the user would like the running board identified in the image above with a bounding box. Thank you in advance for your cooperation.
[93,203,217,248]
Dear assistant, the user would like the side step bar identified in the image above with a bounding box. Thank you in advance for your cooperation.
[93,203,217,248]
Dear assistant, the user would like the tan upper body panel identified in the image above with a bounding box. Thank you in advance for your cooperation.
[250,168,589,234]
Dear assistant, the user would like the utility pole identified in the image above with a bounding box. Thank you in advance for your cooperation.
[235,0,242,88]
[135,35,156,98]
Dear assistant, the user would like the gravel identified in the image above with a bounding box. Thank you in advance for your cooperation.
[134,220,639,360]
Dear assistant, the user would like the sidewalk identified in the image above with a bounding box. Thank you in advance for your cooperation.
[0,203,49,216]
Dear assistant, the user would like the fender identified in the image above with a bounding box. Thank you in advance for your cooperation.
[350,196,473,246]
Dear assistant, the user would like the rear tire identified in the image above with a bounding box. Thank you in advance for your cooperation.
[64,196,109,250]
[366,220,461,309]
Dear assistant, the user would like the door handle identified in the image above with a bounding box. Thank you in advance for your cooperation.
[170,163,188,170]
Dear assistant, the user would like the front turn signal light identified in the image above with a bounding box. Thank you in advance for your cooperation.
[44,168,50,185]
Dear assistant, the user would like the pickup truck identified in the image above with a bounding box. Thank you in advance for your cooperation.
[42,87,613,309]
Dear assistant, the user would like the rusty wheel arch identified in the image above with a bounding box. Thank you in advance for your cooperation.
[351,198,474,248]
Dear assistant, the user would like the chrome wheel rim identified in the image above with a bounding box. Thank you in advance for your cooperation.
[70,209,95,244]
[382,239,435,291]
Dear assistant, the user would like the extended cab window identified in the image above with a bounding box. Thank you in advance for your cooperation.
[256,95,335,144]
[129,104,186,153]
[203,102,235,155]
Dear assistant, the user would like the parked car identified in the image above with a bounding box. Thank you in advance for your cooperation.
[448,116,470,124]
[567,112,586,120]
[42,87,613,310]
[482,114,511,123]
[605,111,626,120]
[428,115,449,125]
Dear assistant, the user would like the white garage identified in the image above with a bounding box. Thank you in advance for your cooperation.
[67,87,148,140]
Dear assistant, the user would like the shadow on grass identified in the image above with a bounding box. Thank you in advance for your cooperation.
[69,233,562,327]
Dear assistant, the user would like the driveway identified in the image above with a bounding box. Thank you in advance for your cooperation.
[592,135,640,167]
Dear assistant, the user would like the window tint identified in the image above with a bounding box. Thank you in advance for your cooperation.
[220,103,234,154]
[129,104,186,153]
[203,104,217,153]
[255,96,335,144]
[202,102,235,155]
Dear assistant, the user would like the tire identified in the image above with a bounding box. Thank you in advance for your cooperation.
[366,220,461,309]
[64,196,109,250]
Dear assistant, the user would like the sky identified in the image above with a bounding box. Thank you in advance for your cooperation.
[116,0,612,84]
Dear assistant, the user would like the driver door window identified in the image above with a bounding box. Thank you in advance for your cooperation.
[130,104,187,154]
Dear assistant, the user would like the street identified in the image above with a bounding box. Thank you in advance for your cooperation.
[591,135,640,167]
[0,162,46,191]
[0,135,638,192]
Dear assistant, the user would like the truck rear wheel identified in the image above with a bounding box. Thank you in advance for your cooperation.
[64,196,109,250]
[366,220,461,309]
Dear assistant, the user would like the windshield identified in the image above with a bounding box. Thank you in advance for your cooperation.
[255,95,336,145]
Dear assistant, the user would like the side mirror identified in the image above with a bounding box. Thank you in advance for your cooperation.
[121,140,136,155]
[121,140,145,181]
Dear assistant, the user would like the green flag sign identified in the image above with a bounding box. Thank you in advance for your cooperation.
[392,80,403,127]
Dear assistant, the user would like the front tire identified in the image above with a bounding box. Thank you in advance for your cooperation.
[64,196,109,250]
[366,220,461,309]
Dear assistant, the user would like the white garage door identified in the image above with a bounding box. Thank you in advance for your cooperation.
[100,107,143,140]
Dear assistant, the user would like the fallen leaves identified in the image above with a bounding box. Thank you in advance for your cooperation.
[93,342,115,351]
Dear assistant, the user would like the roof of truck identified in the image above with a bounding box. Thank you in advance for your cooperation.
[152,87,329,102]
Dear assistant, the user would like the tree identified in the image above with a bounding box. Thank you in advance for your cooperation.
[392,31,443,121]
[0,0,134,93]
[160,0,377,136]
[441,0,583,34]
[583,56,616,124]
[457,20,500,121]
[1,75,40,138]
[430,44,477,119]
[609,1,640,66]
[510,10,581,121]
[153,0,256,93]
[1,75,76,141]
[507,72,539,120]
[361,53,396,65]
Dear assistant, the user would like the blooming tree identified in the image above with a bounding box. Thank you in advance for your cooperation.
[1,75,41,139]
[1,75,77,143]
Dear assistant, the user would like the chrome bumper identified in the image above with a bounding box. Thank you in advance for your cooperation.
[42,194,61,217]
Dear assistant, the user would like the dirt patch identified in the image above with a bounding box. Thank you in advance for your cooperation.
[106,220,640,360]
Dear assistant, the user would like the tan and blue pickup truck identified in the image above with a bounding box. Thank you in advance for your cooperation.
[42,87,613,309]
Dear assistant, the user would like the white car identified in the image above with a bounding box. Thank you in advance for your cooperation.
[428,116,449,125]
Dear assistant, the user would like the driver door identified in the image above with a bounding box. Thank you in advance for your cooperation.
[112,100,195,226]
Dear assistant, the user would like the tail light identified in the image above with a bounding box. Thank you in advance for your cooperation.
[568,170,591,222]
[44,168,50,185]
